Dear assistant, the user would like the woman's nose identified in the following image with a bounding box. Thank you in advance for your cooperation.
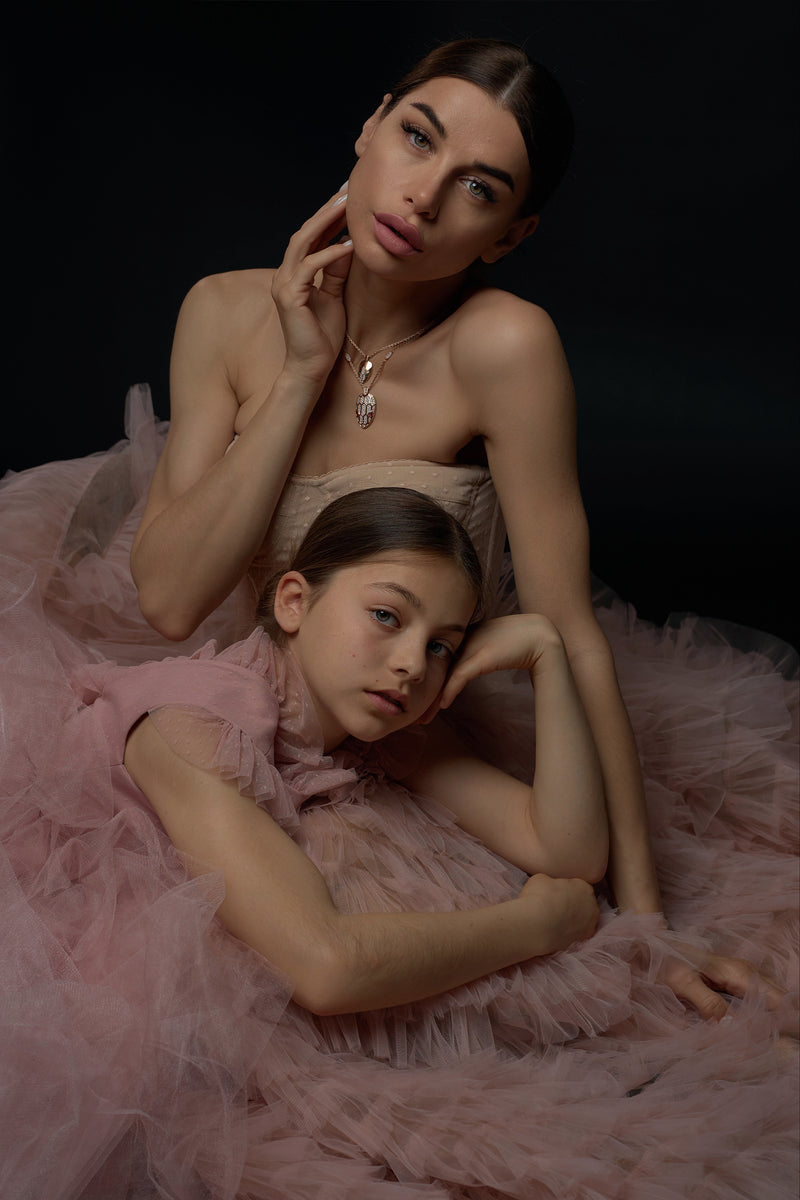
[404,168,443,219]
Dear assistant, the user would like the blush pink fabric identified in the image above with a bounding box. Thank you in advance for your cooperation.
[0,387,797,1199]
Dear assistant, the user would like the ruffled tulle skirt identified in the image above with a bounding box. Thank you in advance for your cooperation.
[1,389,797,1198]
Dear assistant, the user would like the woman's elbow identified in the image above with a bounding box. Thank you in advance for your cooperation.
[134,580,202,643]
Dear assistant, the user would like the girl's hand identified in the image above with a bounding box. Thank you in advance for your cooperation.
[439,614,565,711]
[271,187,354,387]
[516,873,599,956]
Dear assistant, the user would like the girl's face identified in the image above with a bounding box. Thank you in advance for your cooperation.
[345,76,537,282]
[274,551,477,750]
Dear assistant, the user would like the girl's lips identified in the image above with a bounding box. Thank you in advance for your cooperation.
[373,214,422,257]
[366,690,407,715]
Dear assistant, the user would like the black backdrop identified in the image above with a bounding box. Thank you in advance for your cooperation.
[7,1,799,647]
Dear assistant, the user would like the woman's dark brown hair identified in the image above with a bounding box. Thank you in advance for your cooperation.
[257,487,483,641]
[382,38,574,215]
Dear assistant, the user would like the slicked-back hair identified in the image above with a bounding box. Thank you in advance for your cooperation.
[381,37,574,215]
[257,487,484,641]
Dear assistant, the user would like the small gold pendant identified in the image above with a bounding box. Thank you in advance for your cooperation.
[356,392,376,429]
[358,359,373,384]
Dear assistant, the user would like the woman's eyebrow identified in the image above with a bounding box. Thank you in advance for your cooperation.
[410,101,446,138]
[408,102,515,192]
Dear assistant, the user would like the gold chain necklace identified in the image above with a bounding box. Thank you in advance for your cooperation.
[343,318,439,430]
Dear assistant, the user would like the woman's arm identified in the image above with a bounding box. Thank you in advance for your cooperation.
[455,298,784,1019]
[130,192,353,641]
[406,615,608,884]
[455,297,659,911]
[123,715,599,1014]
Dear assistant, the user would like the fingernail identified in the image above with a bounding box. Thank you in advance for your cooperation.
[342,239,353,246]
[339,180,349,191]
[333,193,347,207]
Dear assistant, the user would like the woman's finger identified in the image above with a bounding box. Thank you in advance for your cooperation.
[273,240,354,306]
[316,240,353,298]
[280,190,349,271]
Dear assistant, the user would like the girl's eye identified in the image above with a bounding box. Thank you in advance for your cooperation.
[465,178,496,203]
[401,121,431,150]
[428,639,453,661]
[371,609,399,628]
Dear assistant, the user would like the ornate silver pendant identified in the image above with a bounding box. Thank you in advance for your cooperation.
[356,392,376,429]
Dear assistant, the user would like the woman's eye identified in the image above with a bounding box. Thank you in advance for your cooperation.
[465,178,495,202]
[428,639,452,660]
[402,121,430,150]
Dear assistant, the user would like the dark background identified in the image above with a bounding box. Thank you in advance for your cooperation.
[6,1,798,647]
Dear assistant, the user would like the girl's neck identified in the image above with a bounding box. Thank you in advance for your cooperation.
[342,259,468,350]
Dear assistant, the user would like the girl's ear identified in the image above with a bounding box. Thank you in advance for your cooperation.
[355,93,393,157]
[480,213,540,264]
[273,572,311,636]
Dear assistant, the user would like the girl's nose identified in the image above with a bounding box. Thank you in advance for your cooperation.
[388,636,427,681]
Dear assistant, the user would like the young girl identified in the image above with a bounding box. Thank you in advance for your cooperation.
[124,487,605,1016]
[1,488,795,1200]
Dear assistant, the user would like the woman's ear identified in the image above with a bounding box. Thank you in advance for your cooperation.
[272,572,311,636]
[480,213,540,264]
[355,93,393,157]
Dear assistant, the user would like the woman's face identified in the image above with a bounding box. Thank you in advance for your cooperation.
[346,76,537,283]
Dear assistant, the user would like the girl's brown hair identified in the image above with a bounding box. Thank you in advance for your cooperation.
[257,487,483,641]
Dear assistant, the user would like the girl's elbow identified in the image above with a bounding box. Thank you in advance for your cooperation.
[288,932,362,1017]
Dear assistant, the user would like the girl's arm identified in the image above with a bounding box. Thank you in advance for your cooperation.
[406,615,608,884]
[123,715,599,1014]
[130,192,353,642]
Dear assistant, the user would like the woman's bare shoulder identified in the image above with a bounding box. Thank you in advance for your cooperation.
[451,287,562,375]
[179,268,277,331]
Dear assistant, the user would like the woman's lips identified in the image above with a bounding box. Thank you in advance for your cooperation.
[373,213,422,257]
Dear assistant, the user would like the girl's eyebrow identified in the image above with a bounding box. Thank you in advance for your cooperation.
[371,581,421,608]
[369,581,467,634]
[408,101,516,193]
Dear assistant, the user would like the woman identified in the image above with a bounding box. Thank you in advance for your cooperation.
[127,38,792,1018]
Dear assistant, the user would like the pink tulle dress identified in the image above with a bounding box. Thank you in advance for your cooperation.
[0,387,797,1200]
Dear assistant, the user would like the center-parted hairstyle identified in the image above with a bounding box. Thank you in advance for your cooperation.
[257,487,484,641]
[381,38,574,216]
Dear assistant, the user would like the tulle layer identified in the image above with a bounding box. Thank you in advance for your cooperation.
[1,389,798,1198]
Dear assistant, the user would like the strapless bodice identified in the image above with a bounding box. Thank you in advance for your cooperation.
[249,459,507,606]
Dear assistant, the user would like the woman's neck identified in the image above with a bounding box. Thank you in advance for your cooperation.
[342,259,468,350]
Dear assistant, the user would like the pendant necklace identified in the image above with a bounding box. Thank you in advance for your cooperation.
[343,317,440,430]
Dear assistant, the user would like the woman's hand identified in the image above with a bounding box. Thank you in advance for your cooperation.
[662,946,797,1033]
[516,874,600,956]
[439,614,565,711]
[271,187,354,386]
